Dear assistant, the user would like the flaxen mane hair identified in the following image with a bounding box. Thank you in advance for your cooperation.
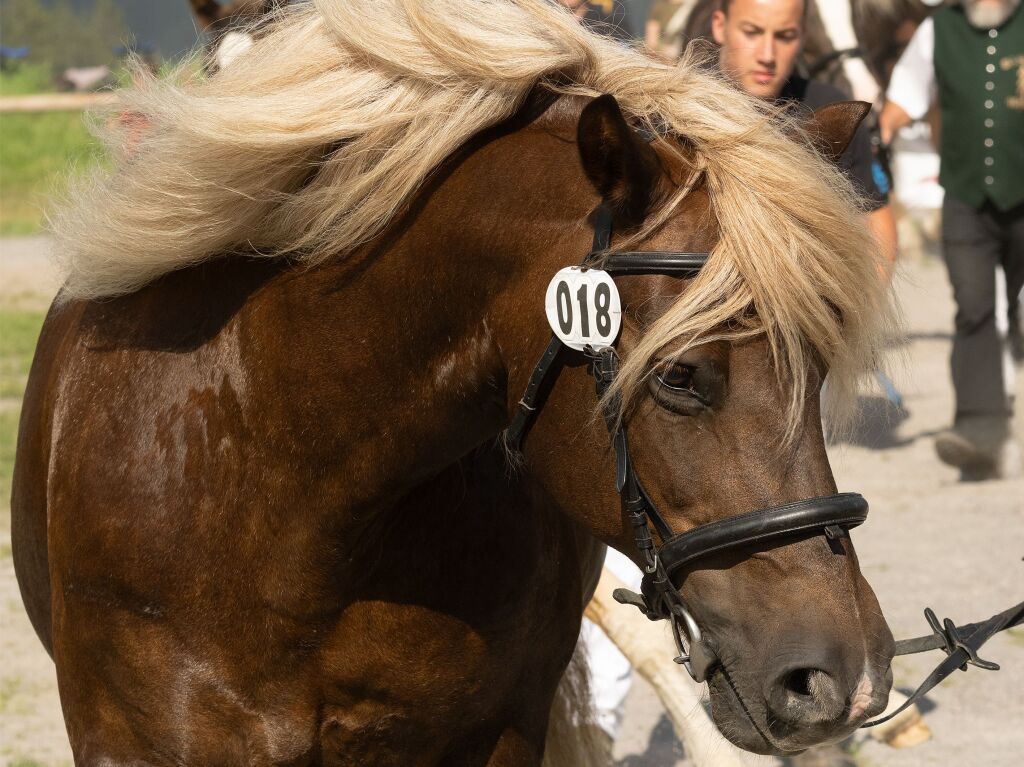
[52,0,893,439]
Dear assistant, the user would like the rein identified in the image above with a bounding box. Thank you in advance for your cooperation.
[862,600,1023,727]
[506,201,1023,722]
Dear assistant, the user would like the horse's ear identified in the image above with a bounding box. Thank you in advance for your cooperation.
[577,95,662,226]
[804,101,871,163]
[189,1,225,29]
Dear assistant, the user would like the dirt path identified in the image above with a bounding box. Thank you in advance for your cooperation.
[0,236,60,311]
[1,240,1021,766]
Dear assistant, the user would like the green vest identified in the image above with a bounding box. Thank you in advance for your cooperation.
[934,4,1024,211]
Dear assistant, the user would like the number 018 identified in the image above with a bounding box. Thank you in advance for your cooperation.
[555,280,612,339]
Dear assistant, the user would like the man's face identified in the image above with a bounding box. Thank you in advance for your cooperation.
[711,0,804,100]
[963,0,1020,29]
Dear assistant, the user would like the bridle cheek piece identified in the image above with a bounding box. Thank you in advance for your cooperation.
[505,203,869,683]
[506,201,1023,724]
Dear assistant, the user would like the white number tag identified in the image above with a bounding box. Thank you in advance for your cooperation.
[544,267,622,351]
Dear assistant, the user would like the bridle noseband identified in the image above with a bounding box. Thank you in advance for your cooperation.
[506,203,868,682]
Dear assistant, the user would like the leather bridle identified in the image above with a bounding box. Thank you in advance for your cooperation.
[506,203,870,682]
[505,201,1023,722]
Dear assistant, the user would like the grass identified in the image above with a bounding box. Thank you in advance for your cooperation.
[0,674,23,714]
[0,64,55,97]
[0,309,46,514]
[0,111,104,235]
[0,64,108,235]
[0,309,45,399]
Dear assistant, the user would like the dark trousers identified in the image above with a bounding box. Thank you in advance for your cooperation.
[941,196,1024,423]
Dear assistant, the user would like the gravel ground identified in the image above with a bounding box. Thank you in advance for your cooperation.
[1,240,1021,766]
[0,236,60,310]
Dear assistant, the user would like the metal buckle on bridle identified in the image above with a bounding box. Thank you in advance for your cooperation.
[584,344,617,380]
[667,597,702,668]
[642,548,658,575]
[611,582,711,682]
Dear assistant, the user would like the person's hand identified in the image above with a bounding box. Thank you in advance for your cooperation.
[878,100,913,146]
[558,0,590,18]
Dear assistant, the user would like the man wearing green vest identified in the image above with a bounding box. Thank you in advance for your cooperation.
[881,0,1024,480]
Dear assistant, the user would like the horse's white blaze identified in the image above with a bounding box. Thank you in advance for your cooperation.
[847,664,875,722]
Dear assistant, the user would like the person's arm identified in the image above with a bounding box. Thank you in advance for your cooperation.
[879,101,914,146]
[646,18,663,51]
[867,204,898,276]
[833,107,898,272]
[881,17,935,144]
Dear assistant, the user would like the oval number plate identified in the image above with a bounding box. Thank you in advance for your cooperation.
[544,267,622,351]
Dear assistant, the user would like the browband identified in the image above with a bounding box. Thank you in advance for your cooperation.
[593,252,709,276]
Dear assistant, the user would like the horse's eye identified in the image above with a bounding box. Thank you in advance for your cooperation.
[650,360,714,414]
[655,363,696,393]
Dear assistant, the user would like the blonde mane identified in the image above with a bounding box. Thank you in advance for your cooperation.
[53,0,893,436]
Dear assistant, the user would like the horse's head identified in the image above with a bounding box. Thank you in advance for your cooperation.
[515,94,894,755]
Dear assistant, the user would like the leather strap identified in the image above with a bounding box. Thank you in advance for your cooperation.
[893,601,1024,656]
[505,203,711,453]
[863,600,1024,728]
[600,252,709,275]
[656,493,868,578]
[630,475,674,542]
[591,203,613,253]
[505,335,563,454]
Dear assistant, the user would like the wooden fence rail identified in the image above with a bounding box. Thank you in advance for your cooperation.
[0,93,119,114]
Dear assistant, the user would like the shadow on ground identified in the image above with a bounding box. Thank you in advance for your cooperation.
[613,714,870,767]
[827,395,912,450]
[615,714,684,767]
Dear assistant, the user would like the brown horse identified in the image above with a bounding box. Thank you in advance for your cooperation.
[13,1,896,762]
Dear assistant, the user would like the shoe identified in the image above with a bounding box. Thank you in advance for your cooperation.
[935,429,998,478]
[935,419,1020,481]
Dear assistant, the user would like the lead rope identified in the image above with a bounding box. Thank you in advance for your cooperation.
[862,600,1024,728]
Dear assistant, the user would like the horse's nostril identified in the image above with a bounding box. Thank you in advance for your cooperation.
[783,667,816,698]
[772,667,845,724]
